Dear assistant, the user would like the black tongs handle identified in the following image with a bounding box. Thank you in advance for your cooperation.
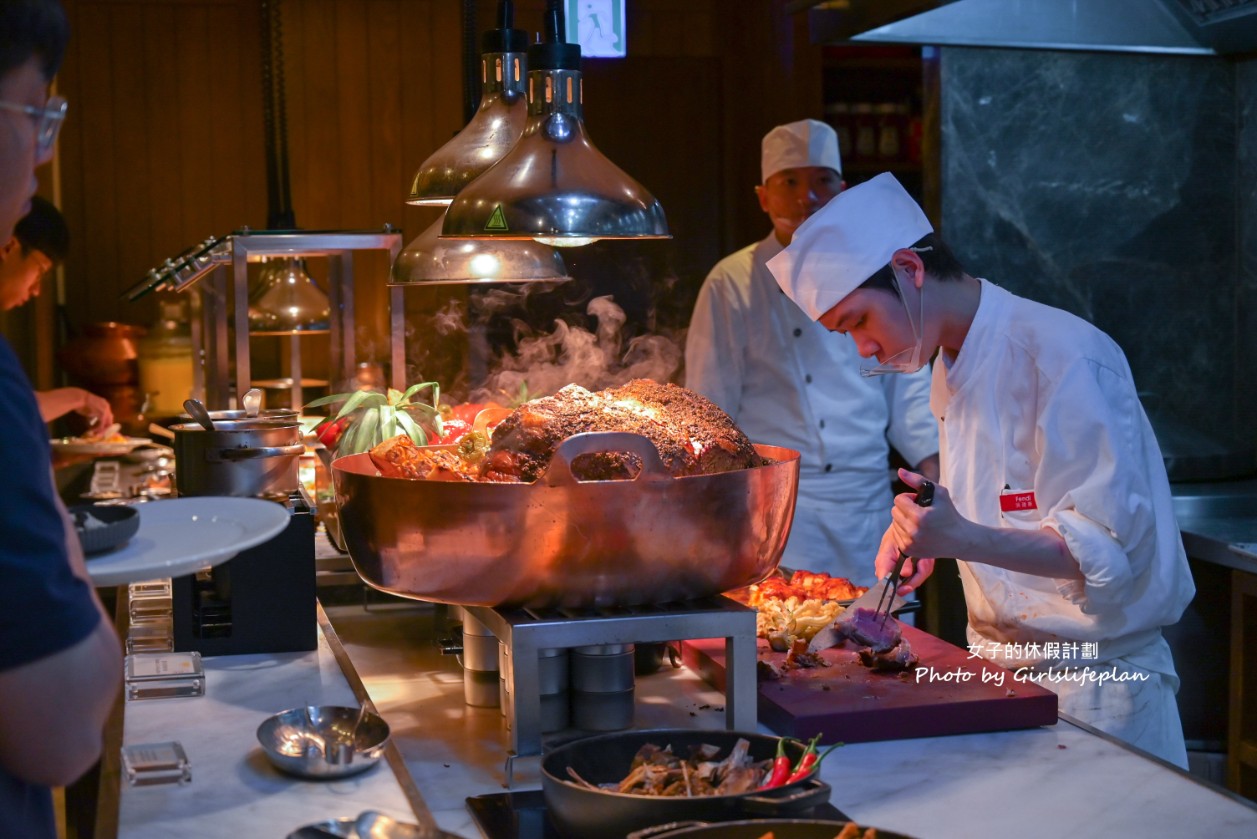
[876,480,936,621]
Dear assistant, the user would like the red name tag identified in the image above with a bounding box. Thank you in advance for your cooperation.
[1000,490,1037,512]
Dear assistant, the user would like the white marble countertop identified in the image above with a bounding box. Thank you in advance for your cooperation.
[111,606,422,838]
[322,599,1257,839]
[102,593,1257,838]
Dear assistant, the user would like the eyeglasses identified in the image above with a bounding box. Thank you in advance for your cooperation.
[0,95,67,157]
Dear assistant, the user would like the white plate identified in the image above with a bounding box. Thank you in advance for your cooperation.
[85,497,291,587]
[52,436,152,456]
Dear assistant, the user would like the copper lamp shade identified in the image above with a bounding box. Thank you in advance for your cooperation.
[407,25,530,206]
[441,21,669,245]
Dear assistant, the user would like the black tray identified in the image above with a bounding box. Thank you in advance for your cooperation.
[466,789,851,839]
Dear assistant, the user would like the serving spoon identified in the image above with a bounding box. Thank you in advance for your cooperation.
[242,387,264,418]
[182,398,215,432]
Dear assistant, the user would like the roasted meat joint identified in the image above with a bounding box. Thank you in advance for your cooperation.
[370,379,768,483]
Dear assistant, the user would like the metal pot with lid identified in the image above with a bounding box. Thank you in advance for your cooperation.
[172,418,304,498]
[177,408,300,424]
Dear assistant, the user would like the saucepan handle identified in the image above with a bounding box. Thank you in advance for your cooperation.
[739,777,834,816]
[209,443,306,462]
[625,821,709,839]
[542,431,672,487]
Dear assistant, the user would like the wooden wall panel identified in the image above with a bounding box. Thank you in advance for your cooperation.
[20,0,823,392]
[58,0,267,338]
[718,0,825,253]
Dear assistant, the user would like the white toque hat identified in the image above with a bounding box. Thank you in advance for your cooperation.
[767,172,933,321]
[761,119,842,183]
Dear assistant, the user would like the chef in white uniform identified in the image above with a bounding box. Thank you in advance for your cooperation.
[767,172,1195,767]
[685,120,938,585]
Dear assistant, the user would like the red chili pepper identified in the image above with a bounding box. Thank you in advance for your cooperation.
[758,737,794,789]
[785,736,843,784]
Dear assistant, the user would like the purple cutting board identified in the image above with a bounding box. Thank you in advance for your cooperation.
[681,623,1058,744]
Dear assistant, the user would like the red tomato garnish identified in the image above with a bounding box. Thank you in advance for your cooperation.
[316,416,350,448]
[438,418,472,444]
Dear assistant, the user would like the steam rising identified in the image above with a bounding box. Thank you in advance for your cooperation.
[476,295,682,403]
[397,279,686,406]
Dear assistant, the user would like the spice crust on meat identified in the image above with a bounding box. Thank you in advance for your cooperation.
[367,379,768,483]
[481,379,767,482]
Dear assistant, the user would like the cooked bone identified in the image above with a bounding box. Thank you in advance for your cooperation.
[716,765,762,795]
[565,766,602,790]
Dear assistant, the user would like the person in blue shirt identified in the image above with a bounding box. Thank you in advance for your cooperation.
[0,2,123,835]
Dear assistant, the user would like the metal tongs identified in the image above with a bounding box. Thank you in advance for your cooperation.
[875,479,935,626]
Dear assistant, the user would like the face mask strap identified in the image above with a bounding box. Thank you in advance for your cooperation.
[859,263,925,378]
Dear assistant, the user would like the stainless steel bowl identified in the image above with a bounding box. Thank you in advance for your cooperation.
[257,705,389,780]
[287,811,437,838]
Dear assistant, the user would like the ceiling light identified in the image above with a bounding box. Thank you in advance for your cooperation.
[440,0,669,245]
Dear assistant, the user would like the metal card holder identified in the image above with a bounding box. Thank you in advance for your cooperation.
[124,651,205,700]
[121,741,191,786]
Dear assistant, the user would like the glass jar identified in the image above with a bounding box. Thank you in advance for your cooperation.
[137,299,196,418]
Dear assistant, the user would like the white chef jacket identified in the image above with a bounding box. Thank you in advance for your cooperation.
[685,234,938,585]
[933,278,1195,766]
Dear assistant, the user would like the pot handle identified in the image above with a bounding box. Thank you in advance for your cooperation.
[542,432,672,487]
[209,443,306,462]
[625,821,709,839]
[738,777,834,816]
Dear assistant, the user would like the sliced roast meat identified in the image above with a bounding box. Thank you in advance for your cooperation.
[857,637,919,672]
[836,606,903,654]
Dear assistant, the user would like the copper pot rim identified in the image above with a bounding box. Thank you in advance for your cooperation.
[332,442,800,485]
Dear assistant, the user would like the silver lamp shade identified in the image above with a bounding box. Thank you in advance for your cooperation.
[407,29,530,206]
[391,213,571,285]
[441,43,669,245]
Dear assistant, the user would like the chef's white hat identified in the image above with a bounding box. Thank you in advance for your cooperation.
[767,172,933,321]
[761,119,842,182]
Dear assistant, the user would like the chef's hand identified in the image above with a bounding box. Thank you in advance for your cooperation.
[874,529,934,596]
[881,470,1085,583]
[875,469,968,594]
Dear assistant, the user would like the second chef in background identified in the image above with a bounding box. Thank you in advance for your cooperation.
[686,119,938,585]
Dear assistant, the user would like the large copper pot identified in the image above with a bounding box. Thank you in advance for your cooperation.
[332,432,799,609]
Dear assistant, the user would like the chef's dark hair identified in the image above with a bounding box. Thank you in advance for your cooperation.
[15,195,68,263]
[859,233,965,298]
[0,0,69,81]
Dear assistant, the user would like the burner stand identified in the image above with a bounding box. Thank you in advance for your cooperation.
[465,596,757,758]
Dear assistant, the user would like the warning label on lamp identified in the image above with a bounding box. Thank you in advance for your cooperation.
[486,205,509,231]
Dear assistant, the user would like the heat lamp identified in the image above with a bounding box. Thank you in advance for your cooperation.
[393,0,572,284]
[440,0,669,246]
